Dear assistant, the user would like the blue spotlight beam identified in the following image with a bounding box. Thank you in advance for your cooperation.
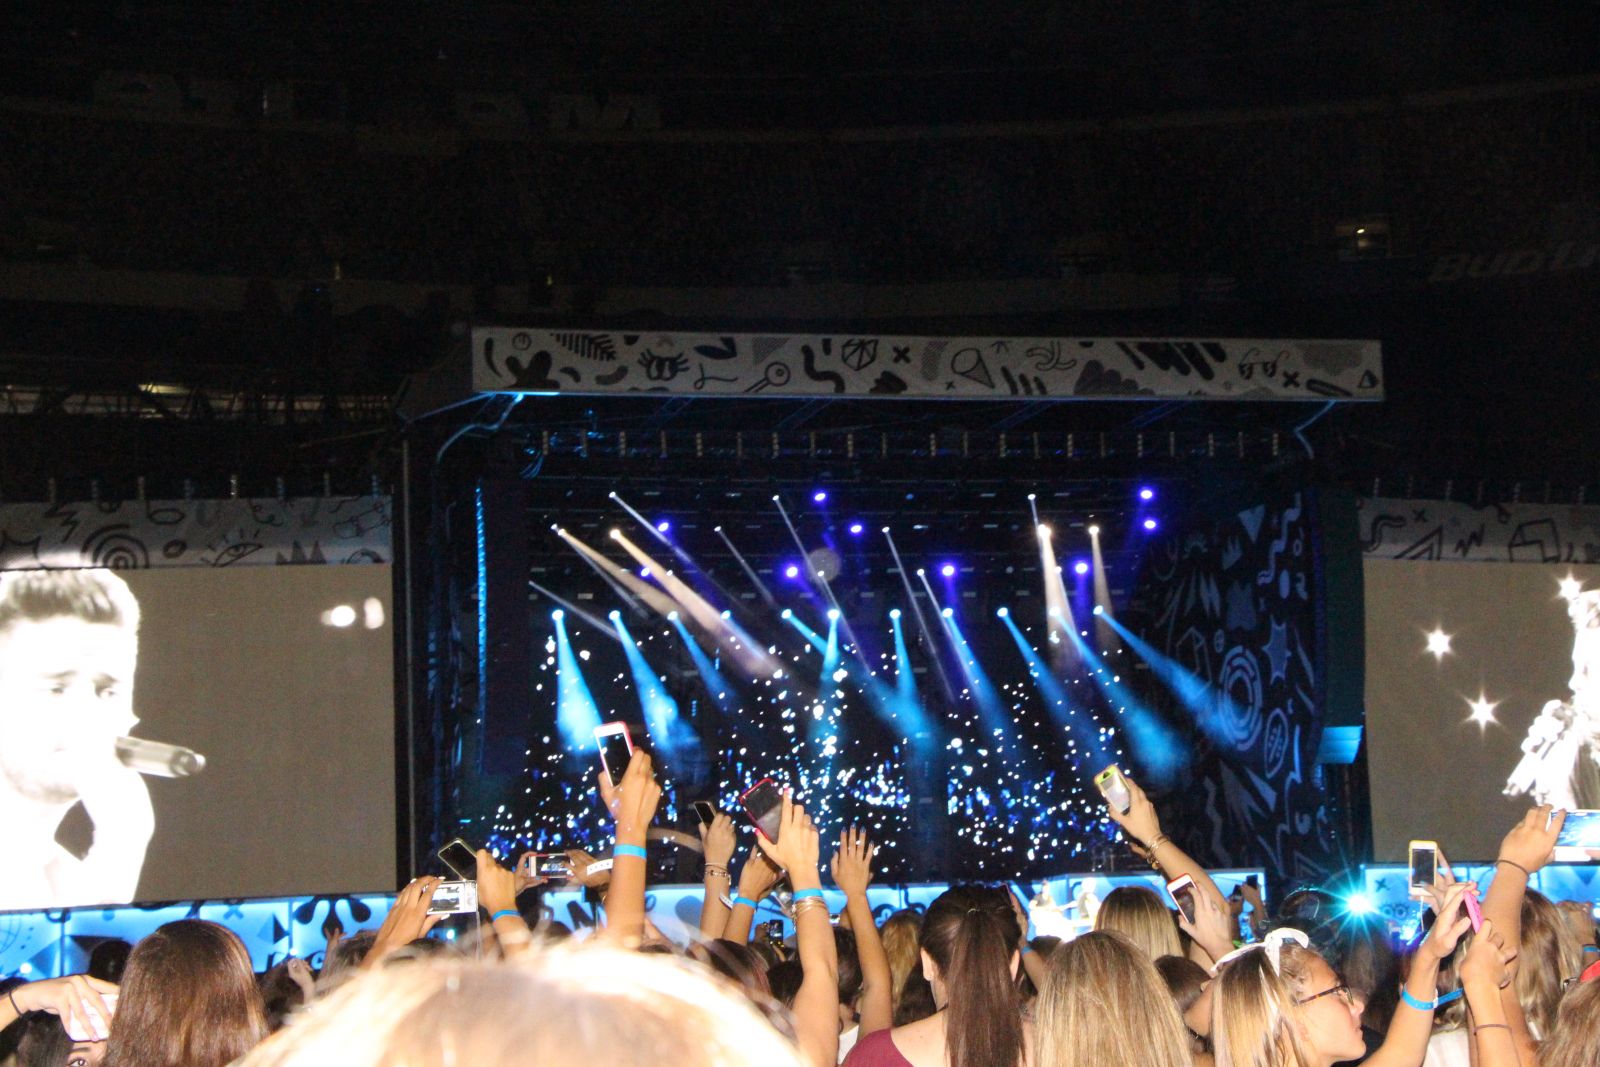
[553,612,604,746]
[882,529,957,704]
[1061,625,1187,784]
[610,613,700,760]
[918,571,1018,755]
[667,613,738,714]
[998,611,1112,773]
[771,495,874,679]
[1098,613,1243,749]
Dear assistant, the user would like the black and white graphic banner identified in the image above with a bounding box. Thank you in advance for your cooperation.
[0,497,392,571]
[472,328,1383,401]
[1359,498,1600,564]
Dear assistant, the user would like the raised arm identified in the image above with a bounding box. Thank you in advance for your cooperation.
[724,847,783,944]
[0,974,117,1041]
[475,849,533,957]
[362,875,443,968]
[597,748,662,948]
[1481,804,1562,1064]
[1365,882,1474,1067]
[1106,775,1225,904]
[1459,920,1520,1067]
[698,811,738,939]
[834,828,892,1037]
[758,797,839,1067]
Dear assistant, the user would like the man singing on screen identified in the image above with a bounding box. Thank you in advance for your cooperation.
[1506,579,1600,809]
[0,569,154,910]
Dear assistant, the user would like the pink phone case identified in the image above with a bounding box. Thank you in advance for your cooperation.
[1464,890,1484,931]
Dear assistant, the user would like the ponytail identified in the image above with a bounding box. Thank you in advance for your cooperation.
[920,887,1023,1067]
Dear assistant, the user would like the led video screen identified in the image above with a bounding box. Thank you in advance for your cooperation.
[0,565,395,912]
[1365,559,1600,862]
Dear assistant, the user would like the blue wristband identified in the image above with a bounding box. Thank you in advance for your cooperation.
[734,895,759,909]
[1400,988,1437,1011]
[489,909,520,922]
[613,844,647,860]
[1435,989,1464,1006]
[791,888,824,901]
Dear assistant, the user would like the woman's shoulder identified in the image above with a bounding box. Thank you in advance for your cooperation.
[843,1029,915,1067]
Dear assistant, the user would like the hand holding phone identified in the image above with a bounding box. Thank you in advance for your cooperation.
[1095,765,1132,814]
[1166,875,1198,925]
[594,721,635,788]
[437,837,479,881]
[599,746,661,844]
[526,852,573,880]
[691,800,716,827]
[1408,839,1439,896]
[426,880,480,915]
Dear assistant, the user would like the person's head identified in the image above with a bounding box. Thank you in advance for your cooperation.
[1518,890,1584,1037]
[687,939,772,1000]
[1325,913,1398,1032]
[1537,976,1600,1067]
[104,919,267,1067]
[1554,900,1598,951]
[87,940,132,984]
[1156,953,1214,1045]
[1033,932,1192,1067]
[880,909,922,1008]
[1094,886,1183,961]
[766,959,804,1009]
[919,886,1023,1067]
[1211,935,1365,1067]
[235,946,810,1067]
[0,569,140,804]
[834,927,863,1026]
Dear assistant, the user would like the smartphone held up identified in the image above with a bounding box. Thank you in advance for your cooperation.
[741,778,784,842]
[594,721,635,787]
[1095,764,1132,814]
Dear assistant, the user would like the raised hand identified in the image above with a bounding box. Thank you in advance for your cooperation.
[1498,806,1563,875]
[564,847,612,889]
[6,974,117,1041]
[599,748,662,846]
[1105,774,1162,847]
[1421,882,1477,961]
[284,957,316,995]
[363,876,443,967]
[513,851,549,896]
[1460,920,1516,993]
[1177,882,1237,965]
[755,794,822,885]
[738,848,784,902]
[699,811,737,869]
[475,848,520,917]
[830,827,876,898]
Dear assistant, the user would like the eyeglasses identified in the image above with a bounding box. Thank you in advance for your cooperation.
[1296,983,1353,1007]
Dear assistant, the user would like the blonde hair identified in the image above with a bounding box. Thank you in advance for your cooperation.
[1519,891,1584,1038]
[238,943,809,1067]
[880,910,922,1011]
[1211,941,1322,1067]
[1033,932,1193,1067]
[1537,978,1600,1067]
[1094,886,1183,961]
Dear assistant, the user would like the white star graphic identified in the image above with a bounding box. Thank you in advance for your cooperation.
[1425,627,1453,661]
[1559,573,1584,600]
[1465,692,1499,729]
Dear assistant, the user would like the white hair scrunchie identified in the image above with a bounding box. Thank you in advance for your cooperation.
[1210,927,1310,977]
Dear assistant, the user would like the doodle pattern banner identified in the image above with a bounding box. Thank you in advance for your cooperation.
[0,496,392,571]
[472,328,1383,401]
[1359,498,1600,564]
[1136,491,1338,883]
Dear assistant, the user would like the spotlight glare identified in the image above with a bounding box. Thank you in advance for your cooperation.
[941,607,953,619]
[1074,561,1090,575]
[551,609,564,621]
[940,564,956,578]
[881,527,890,533]
[889,609,902,620]
[720,610,732,619]
[827,608,840,621]
[667,611,679,621]
[849,523,864,535]
[916,568,925,576]
[1092,605,1104,616]
[714,525,722,532]
[997,607,1010,618]
[656,520,670,532]
[1345,892,1376,916]
[640,567,651,578]
[1087,524,1100,536]
[784,564,800,579]
[813,490,827,503]
[608,610,621,621]
[781,609,794,620]
[1142,518,1158,531]
[1027,493,1036,501]
[1037,524,1052,538]
[1139,487,1155,502]
[609,529,621,540]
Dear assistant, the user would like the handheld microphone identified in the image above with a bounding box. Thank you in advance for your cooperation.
[115,737,207,778]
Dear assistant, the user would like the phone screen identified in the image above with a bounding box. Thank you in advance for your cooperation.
[534,853,572,879]
[763,920,785,942]
[596,724,634,787]
[1094,765,1131,814]
[1409,845,1437,887]
[437,839,478,880]
[1172,884,1197,924]
[1555,810,1600,849]
[741,779,783,841]
[691,801,716,826]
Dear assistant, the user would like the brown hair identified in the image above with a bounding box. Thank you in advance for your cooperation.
[1537,978,1600,1067]
[1210,942,1321,1067]
[1094,886,1183,961]
[105,920,267,1067]
[920,886,1023,1067]
[1033,932,1193,1067]
[1155,953,1212,1052]
[1519,891,1584,1038]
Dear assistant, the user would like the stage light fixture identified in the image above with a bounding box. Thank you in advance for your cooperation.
[1037,524,1051,538]
[1139,487,1155,502]
[551,609,564,621]
[667,611,679,621]
[827,608,840,621]
[1087,524,1100,536]
[714,525,723,532]
[656,520,670,532]
[889,609,902,620]
[1074,561,1090,575]
[1142,518,1158,531]
[849,523,864,535]
[940,564,956,578]
[608,491,618,499]
[1092,605,1104,616]
[941,607,954,619]
[771,494,781,501]
[813,490,827,503]
[781,609,794,619]
[608,610,621,620]
[881,526,890,533]
[916,568,926,576]
[639,567,651,578]
[996,607,1010,618]
[784,564,800,579]
[1027,493,1036,501]
[609,529,621,540]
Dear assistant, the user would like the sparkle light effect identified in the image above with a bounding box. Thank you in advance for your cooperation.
[1465,691,1500,729]
[1424,626,1454,661]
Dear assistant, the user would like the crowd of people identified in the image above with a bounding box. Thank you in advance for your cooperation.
[0,750,1595,1067]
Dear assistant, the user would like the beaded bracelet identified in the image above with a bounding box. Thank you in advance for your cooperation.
[704,865,730,880]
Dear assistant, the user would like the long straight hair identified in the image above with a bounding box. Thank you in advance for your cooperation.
[1211,942,1321,1067]
[1518,891,1583,1038]
[1033,932,1193,1067]
[1537,979,1600,1067]
[1093,886,1183,961]
[919,886,1023,1067]
[104,919,267,1067]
